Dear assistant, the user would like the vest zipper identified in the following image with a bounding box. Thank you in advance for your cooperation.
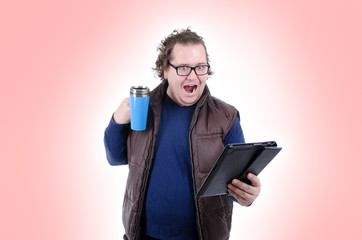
[189,109,204,240]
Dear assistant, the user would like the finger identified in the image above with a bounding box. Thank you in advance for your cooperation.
[228,180,253,198]
[228,186,254,205]
[247,173,261,187]
[230,179,255,195]
[123,97,130,106]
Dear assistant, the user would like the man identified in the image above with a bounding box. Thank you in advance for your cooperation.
[104,29,261,240]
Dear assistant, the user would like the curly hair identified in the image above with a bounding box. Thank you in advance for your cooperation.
[153,28,214,81]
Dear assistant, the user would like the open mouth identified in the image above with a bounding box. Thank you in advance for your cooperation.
[184,85,197,94]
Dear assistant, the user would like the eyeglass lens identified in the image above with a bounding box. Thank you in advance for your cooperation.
[177,65,209,76]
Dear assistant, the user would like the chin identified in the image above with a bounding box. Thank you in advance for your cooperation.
[182,96,200,106]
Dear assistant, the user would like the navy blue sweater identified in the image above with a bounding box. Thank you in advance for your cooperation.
[104,94,245,240]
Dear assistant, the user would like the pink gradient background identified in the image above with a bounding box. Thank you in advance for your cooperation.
[1,0,361,239]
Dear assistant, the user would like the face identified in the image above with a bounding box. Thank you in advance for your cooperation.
[164,43,208,107]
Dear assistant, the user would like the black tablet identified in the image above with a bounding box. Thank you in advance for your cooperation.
[197,141,282,197]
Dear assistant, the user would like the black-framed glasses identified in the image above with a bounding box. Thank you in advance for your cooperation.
[168,62,210,76]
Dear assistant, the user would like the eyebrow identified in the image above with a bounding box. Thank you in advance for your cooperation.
[175,62,208,66]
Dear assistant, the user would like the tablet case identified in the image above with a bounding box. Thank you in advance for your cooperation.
[197,141,282,197]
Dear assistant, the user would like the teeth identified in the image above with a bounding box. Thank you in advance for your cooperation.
[191,85,196,93]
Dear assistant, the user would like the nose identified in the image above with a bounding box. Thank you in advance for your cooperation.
[186,68,198,79]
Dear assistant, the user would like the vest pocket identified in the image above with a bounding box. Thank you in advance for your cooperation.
[194,136,224,174]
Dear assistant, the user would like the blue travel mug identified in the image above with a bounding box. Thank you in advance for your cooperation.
[130,86,150,131]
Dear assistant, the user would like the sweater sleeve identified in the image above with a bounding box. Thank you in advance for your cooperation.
[103,115,129,166]
[224,117,245,145]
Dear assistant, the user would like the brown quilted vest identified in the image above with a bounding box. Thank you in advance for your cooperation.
[124,81,239,240]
